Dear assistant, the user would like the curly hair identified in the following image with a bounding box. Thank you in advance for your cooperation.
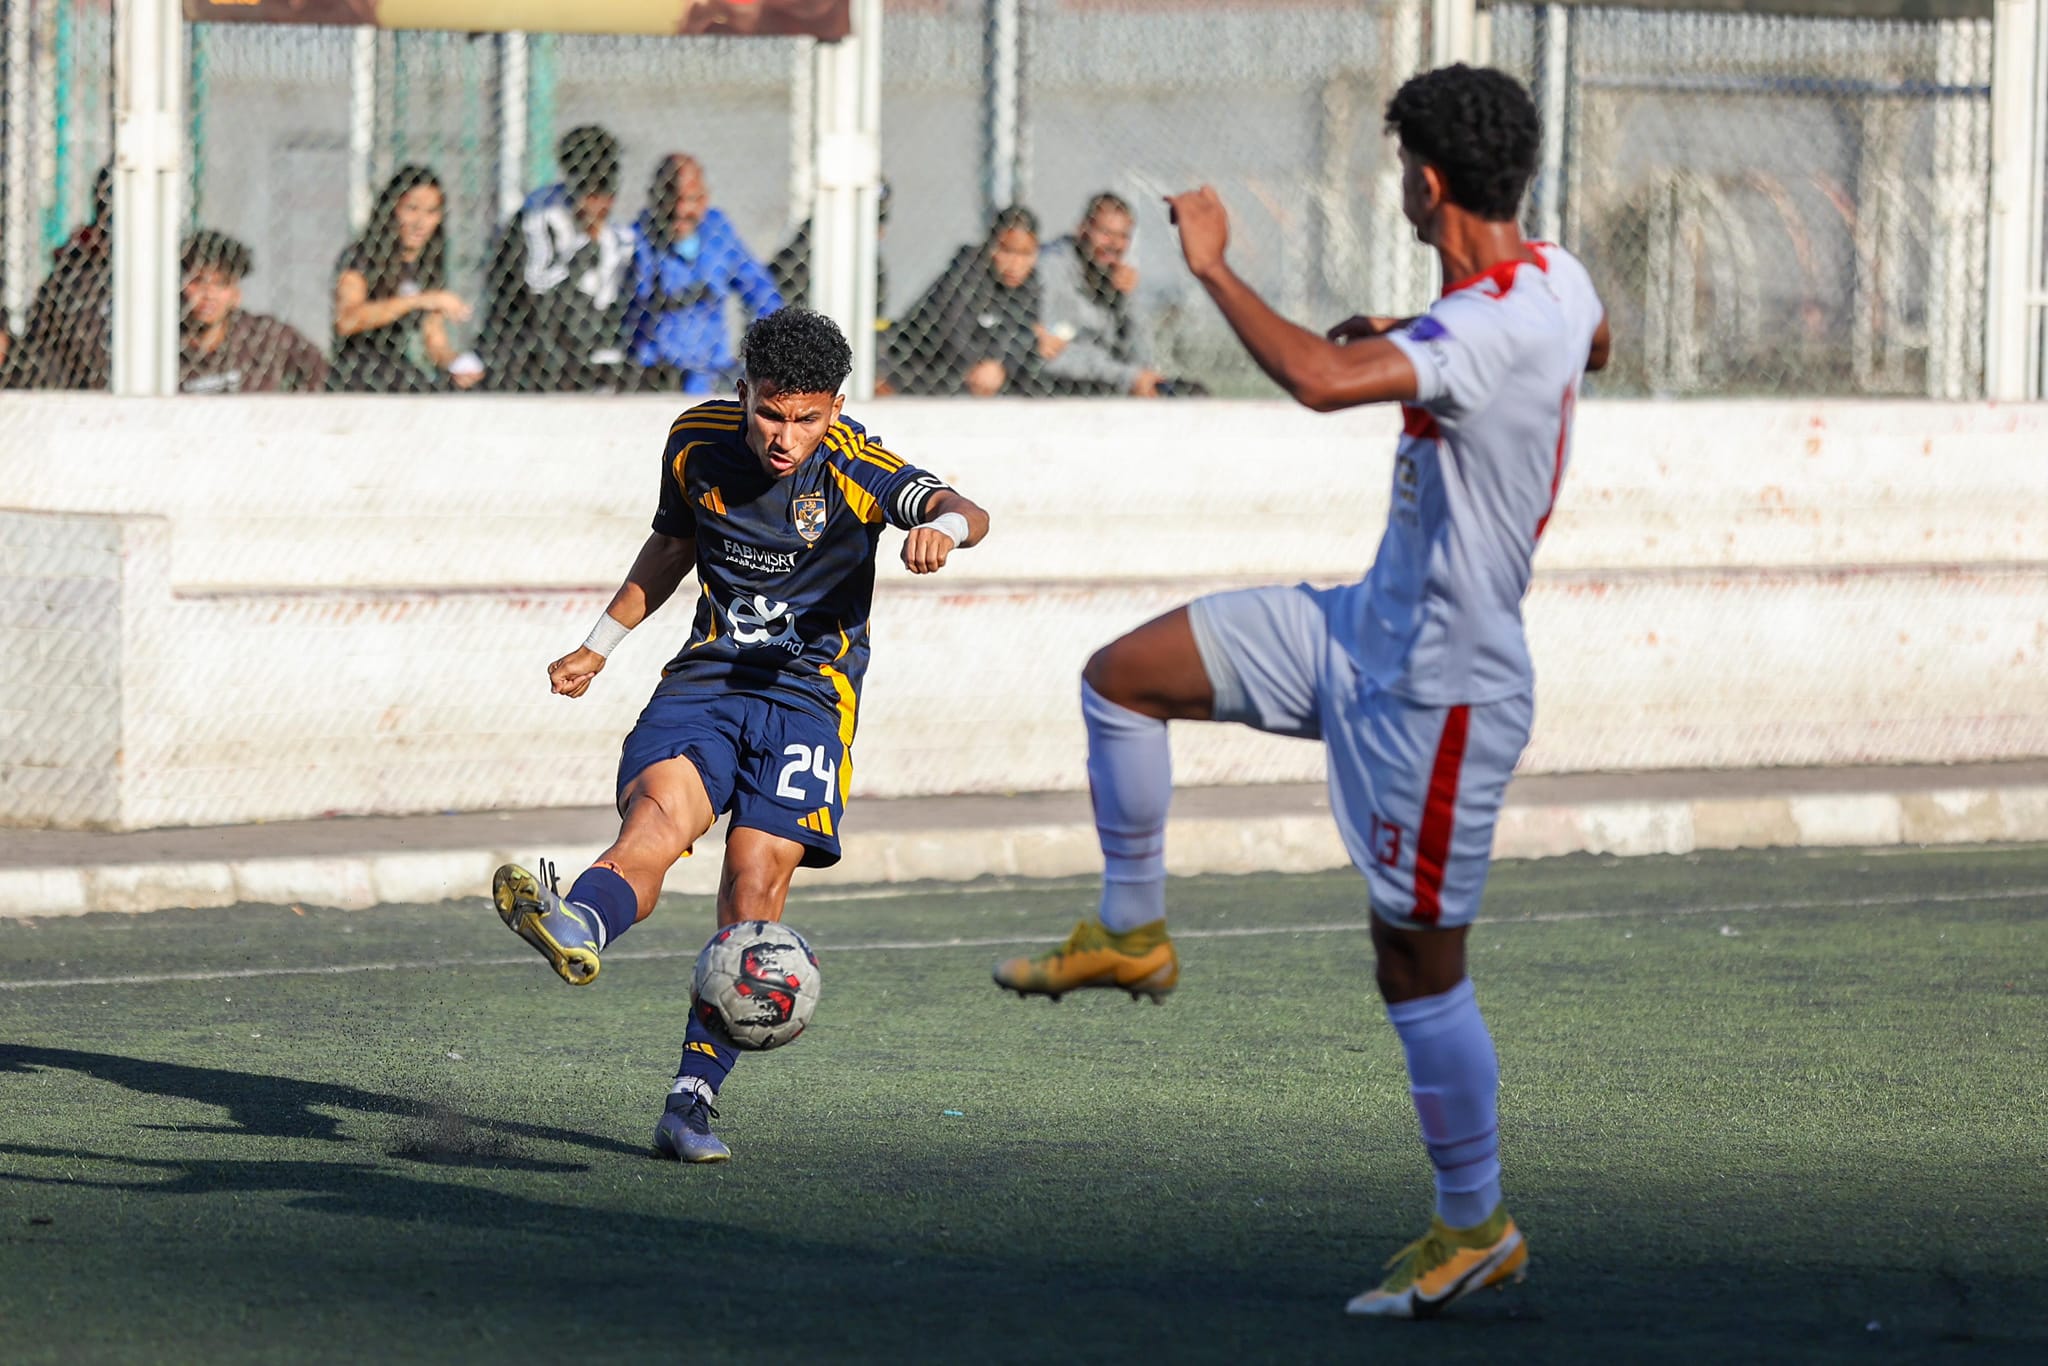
[741,307,853,395]
[1384,65,1539,223]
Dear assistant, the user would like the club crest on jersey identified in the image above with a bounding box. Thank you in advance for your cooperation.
[792,495,827,543]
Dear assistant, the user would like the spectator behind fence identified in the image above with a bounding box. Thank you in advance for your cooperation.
[3,164,112,390]
[178,230,328,394]
[769,177,892,322]
[481,124,636,391]
[886,205,1048,397]
[624,154,781,394]
[330,165,480,392]
[1038,191,1203,398]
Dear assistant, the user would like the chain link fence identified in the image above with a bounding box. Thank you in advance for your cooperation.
[0,0,2031,399]
[1491,4,1994,398]
[880,0,1437,397]
[178,24,806,394]
[1,0,114,389]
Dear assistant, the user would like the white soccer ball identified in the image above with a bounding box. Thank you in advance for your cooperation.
[691,920,822,1051]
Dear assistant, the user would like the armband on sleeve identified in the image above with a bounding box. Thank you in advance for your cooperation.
[894,472,950,527]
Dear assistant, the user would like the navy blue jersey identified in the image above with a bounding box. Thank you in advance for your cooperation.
[650,399,949,725]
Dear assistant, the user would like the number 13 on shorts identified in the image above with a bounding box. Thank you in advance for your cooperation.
[1368,812,1405,868]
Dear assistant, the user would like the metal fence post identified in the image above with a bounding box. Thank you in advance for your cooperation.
[112,0,182,395]
[982,0,1023,220]
[347,27,375,235]
[1987,0,2046,399]
[1432,0,1479,67]
[3,0,34,330]
[811,0,882,398]
[496,33,528,225]
[1530,3,1570,244]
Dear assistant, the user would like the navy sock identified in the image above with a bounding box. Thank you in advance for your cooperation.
[675,1008,739,1096]
[566,865,638,948]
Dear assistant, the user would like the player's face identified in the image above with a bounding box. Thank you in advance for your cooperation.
[180,265,239,327]
[393,185,443,256]
[1399,146,1441,245]
[989,226,1039,288]
[1079,208,1132,267]
[739,380,846,478]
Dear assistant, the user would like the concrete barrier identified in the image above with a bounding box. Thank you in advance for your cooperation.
[4,395,2045,830]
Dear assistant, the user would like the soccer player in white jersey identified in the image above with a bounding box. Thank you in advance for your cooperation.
[992,65,1610,1317]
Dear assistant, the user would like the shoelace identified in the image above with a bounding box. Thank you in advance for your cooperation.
[1380,1229,1451,1291]
[539,857,560,897]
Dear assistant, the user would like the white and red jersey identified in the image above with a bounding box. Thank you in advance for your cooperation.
[1357,243,1603,705]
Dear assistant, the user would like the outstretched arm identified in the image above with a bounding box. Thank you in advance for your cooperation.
[549,532,697,697]
[901,488,990,575]
[1166,187,1418,413]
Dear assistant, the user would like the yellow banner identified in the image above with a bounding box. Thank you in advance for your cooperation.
[182,0,850,38]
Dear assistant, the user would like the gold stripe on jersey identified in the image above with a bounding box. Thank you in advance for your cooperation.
[825,427,906,475]
[821,633,858,804]
[673,439,722,487]
[669,403,743,437]
[698,487,726,515]
[687,583,721,649]
[824,464,882,524]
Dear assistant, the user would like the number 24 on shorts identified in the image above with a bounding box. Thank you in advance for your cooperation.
[776,744,838,803]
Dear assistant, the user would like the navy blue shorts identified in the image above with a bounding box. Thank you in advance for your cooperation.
[617,686,850,869]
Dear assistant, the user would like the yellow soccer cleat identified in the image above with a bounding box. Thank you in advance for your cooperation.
[493,860,602,986]
[1345,1207,1527,1319]
[991,919,1179,1003]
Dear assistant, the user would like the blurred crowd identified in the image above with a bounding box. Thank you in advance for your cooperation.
[1,126,1204,399]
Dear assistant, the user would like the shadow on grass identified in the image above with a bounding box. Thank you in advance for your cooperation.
[0,1044,640,1156]
[0,1141,701,1243]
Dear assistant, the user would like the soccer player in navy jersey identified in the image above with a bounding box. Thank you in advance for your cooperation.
[492,307,989,1162]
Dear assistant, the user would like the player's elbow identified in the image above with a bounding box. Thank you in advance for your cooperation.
[1291,371,1353,413]
[1287,350,1361,413]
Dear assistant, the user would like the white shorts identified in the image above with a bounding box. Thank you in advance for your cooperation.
[1187,583,1534,930]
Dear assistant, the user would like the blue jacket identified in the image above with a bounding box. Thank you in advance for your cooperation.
[624,208,782,386]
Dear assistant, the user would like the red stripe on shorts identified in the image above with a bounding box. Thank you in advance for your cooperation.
[1412,704,1472,923]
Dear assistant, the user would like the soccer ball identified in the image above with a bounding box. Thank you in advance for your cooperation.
[691,920,822,1051]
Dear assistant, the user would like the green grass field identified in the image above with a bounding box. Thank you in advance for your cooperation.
[2,844,2043,1363]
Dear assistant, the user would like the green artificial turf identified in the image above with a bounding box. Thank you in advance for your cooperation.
[0,844,2042,1363]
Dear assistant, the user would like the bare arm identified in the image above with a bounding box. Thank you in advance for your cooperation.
[606,530,698,624]
[549,532,697,697]
[900,488,990,575]
[333,270,421,337]
[422,311,456,369]
[1166,187,1417,413]
[335,270,472,339]
[1587,313,1612,373]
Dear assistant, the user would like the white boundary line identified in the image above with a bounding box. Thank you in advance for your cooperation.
[1,883,2041,993]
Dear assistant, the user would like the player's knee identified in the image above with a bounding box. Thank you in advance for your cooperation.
[1370,916,1466,1003]
[621,789,692,859]
[721,867,791,921]
[1082,638,1141,706]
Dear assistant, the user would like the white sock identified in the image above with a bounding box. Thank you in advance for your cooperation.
[1082,679,1170,933]
[1385,977,1503,1230]
[668,1076,714,1103]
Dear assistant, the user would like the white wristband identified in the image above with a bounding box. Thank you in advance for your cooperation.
[582,613,631,658]
[920,511,972,546]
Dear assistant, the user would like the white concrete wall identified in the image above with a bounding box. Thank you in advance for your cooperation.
[3,396,2045,829]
